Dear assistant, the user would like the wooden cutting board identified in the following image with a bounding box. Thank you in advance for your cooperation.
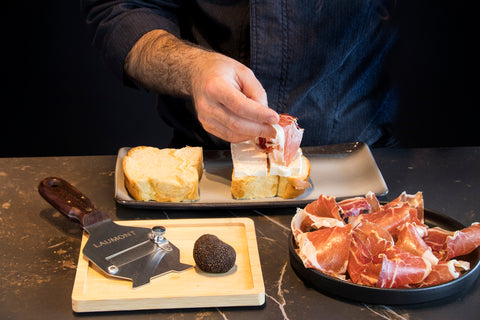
[72,217,264,312]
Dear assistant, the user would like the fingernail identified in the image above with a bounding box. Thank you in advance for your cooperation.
[268,113,279,124]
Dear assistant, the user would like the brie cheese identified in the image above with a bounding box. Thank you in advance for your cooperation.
[231,140,268,177]
[269,148,303,176]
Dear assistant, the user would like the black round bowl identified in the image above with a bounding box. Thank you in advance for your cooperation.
[289,208,480,304]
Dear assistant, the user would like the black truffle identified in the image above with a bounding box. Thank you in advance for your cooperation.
[193,234,236,273]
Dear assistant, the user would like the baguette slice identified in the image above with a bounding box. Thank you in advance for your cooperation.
[123,146,203,202]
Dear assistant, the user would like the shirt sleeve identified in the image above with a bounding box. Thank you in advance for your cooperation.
[81,0,182,82]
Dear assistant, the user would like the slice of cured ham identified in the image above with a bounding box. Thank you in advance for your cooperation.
[443,223,480,260]
[291,195,345,244]
[423,227,453,255]
[338,197,371,217]
[377,246,431,288]
[348,233,384,286]
[385,191,424,223]
[424,223,480,260]
[396,222,439,266]
[353,220,394,255]
[419,260,470,287]
[359,203,412,236]
[365,191,381,213]
[256,113,304,166]
[304,194,342,220]
[291,208,344,244]
[297,224,353,277]
[348,221,394,286]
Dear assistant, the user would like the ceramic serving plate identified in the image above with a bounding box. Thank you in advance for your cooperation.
[115,142,388,209]
[289,208,480,305]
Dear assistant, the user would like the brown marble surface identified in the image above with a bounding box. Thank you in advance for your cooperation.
[1,147,479,319]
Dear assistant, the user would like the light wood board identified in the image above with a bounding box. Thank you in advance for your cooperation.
[72,217,264,312]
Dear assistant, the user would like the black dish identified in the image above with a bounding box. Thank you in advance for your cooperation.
[289,208,480,304]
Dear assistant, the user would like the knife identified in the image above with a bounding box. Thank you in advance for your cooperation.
[38,177,192,288]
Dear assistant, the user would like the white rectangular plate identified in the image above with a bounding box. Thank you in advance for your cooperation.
[115,142,388,209]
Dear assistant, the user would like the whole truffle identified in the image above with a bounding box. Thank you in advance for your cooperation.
[193,234,236,273]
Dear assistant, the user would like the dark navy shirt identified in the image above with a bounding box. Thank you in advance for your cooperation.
[82,0,398,148]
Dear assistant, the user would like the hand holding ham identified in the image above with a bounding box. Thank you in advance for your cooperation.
[190,52,279,143]
[125,29,279,143]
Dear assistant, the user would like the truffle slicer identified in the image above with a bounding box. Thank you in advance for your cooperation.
[38,177,192,288]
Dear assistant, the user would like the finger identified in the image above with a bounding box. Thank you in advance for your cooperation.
[236,67,268,107]
[217,80,279,126]
[197,100,277,141]
[198,115,254,143]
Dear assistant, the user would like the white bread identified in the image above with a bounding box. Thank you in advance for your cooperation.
[231,173,279,200]
[230,140,311,200]
[231,155,310,200]
[276,155,311,199]
[123,146,203,202]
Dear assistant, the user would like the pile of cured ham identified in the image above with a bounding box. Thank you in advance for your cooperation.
[291,192,480,288]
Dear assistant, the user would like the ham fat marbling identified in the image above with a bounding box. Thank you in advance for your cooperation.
[291,192,480,288]
[256,113,304,166]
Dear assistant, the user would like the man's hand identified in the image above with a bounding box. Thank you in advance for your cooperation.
[125,29,279,143]
[190,51,279,143]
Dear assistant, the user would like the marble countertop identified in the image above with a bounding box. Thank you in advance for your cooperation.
[1,147,479,319]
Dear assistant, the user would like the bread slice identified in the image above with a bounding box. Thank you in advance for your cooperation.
[230,141,311,200]
[231,173,279,200]
[123,146,203,202]
[277,155,311,199]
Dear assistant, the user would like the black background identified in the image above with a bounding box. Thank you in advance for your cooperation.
[1,1,477,157]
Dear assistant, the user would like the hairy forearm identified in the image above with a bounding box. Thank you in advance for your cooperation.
[124,29,207,96]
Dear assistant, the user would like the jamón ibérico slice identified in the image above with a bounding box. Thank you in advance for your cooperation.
[338,197,371,217]
[423,227,453,256]
[291,208,344,244]
[360,203,411,236]
[257,113,304,166]
[377,246,431,288]
[348,221,393,286]
[365,191,381,213]
[297,224,353,277]
[384,191,424,223]
[353,220,394,255]
[396,222,439,266]
[444,223,480,260]
[291,194,345,244]
[348,233,383,286]
[423,223,480,260]
[304,194,342,220]
[403,192,424,223]
[419,260,470,287]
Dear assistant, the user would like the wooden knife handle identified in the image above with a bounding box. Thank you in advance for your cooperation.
[38,177,109,227]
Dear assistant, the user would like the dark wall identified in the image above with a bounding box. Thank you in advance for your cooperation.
[2,1,173,157]
[1,1,477,157]
[391,1,477,147]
